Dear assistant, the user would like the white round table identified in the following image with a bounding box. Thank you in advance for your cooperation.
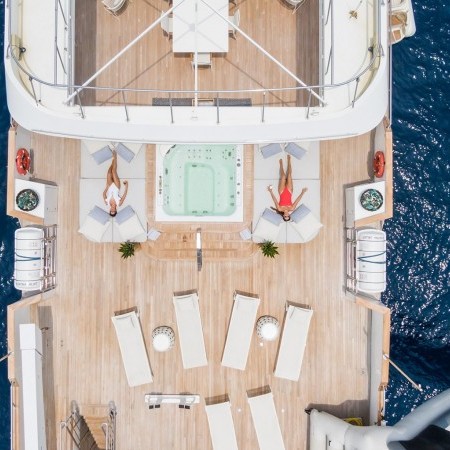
[152,326,175,352]
[256,316,279,341]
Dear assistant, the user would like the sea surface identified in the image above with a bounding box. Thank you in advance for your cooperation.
[0,0,449,448]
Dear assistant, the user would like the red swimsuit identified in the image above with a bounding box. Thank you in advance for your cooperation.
[279,188,293,206]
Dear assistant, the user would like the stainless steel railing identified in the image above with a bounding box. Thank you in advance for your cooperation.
[6,0,385,125]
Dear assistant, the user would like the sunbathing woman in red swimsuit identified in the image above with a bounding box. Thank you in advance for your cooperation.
[267,155,308,221]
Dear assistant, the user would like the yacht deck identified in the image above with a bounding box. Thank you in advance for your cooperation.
[12,132,376,449]
[74,0,319,107]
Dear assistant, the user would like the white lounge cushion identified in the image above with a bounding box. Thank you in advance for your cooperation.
[274,305,313,381]
[116,213,146,242]
[252,216,281,243]
[222,293,260,370]
[78,215,110,242]
[290,210,323,242]
[248,392,286,450]
[173,293,207,369]
[205,401,238,450]
[111,311,153,387]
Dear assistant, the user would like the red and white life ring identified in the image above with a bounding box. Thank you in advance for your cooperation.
[373,151,385,178]
[15,148,31,175]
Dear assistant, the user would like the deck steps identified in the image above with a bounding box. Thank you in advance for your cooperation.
[83,416,106,449]
[79,403,115,450]
[145,231,258,260]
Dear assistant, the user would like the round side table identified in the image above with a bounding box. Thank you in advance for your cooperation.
[152,326,175,352]
[256,316,279,341]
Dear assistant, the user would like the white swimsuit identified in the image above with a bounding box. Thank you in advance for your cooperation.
[106,183,121,206]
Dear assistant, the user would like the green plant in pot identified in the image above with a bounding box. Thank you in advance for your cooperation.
[259,240,279,258]
[118,242,141,259]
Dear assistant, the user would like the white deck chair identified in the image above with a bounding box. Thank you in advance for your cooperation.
[228,9,240,38]
[191,52,212,68]
[173,291,207,369]
[205,400,238,450]
[111,310,153,387]
[248,390,286,450]
[274,304,313,381]
[222,292,260,370]
[160,12,173,36]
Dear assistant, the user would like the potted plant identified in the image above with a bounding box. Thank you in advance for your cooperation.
[259,240,279,258]
[118,242,141,259]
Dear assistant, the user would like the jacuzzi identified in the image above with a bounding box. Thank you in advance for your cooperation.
[155,144,243,222]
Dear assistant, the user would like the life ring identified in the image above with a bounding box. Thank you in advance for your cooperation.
[373,151,385,178]
[16,148,31,175]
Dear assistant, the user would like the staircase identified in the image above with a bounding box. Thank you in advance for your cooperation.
[60,402,116,450]
[145,229,258,260]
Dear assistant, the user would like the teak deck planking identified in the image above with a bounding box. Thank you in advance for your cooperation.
[20,130,375,449]
[74,0,319,108]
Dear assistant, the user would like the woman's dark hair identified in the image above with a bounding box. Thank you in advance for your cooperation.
[274,209,291,222]
[110,210,117,217]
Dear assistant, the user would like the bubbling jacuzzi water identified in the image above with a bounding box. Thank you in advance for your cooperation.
[155,144,243,222]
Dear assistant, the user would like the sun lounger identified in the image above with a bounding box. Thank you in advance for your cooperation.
[205,400,238,450]
[111,310,153,387]
[221,292,260,370]
[247,390,285,450]
[173,291,207,369]
[274,304,313,381]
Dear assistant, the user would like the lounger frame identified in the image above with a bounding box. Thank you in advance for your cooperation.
[205,397,238,450]
[111,308,153,387]
[221,291,260,370]
[173,290,208,369]
[274,303,313,381]
[247,388,285,450]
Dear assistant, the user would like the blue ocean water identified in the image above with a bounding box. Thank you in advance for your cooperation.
[0,1,21,448]
[0,1,449,449]
[381,0,450,422]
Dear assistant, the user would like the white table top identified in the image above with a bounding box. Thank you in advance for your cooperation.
[15,179,55,219]
[351,181,386,219]
[173,0,229,53]
[153,333,171,352]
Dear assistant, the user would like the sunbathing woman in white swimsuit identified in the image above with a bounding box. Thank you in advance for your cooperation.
[103,151,128,217]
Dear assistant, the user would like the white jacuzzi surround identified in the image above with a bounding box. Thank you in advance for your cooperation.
[155,144,244,222]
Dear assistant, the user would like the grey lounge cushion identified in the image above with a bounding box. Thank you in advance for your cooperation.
[116,143,135,163]
[115,205,135,225]
[284,142,307,160]
[91,145,113,165]
[290,204,311,223]
[262,208,283,226]
[260,143,283,159]
[88,206,111,225]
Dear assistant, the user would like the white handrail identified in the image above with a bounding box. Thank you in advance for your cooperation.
[199,0,325,104]
[65,0,187,104]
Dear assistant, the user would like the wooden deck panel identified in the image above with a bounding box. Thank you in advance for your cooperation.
[17,130,376,449]
[74,0,319,107]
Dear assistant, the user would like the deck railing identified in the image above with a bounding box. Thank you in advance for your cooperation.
[5,0,385,125]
